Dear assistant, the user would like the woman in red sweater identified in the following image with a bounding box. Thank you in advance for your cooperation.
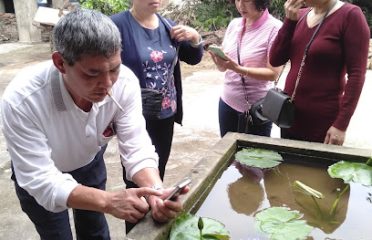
[270,0,370,145]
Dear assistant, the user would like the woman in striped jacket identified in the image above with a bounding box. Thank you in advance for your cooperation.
[209,0,283,137]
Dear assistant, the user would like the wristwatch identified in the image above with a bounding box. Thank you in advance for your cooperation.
[190,35,204,48]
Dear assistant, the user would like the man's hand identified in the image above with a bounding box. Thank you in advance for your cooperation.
[147,186,190,223]
[105,187,162,223]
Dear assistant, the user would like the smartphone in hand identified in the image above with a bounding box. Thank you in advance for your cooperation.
[165,177,192,201]
[207,45,228,61]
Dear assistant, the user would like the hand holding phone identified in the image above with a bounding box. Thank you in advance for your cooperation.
[165,177,191,201]
[207,44,228,61]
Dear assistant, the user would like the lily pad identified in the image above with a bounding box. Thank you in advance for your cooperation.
[328,161,372,186]
[255,207,313,240]
[235,148,283,169]
[169,213,230,240]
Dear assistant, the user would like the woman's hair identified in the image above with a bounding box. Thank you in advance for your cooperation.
[229,0,270,12]
[53,9,122,65]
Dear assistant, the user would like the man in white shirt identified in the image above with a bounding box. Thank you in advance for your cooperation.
[1,9,187,239]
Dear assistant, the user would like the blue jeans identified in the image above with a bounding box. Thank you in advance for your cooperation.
[218,98,272,137]
[12,145,110,240]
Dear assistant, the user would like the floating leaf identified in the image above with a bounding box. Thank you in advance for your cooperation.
[169,213,230,240]
[293,180,324,199]
[328,161,372,186]
[255,207,313,240]
[235,148,283,169]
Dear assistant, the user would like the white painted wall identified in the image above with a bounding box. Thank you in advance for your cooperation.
[0,0,5,13]
[13,0,41,42]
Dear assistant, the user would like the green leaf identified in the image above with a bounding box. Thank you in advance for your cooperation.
[235,148,283,169]
[255,207,313,240]
[169,213,230,240]
[328,161,372,186]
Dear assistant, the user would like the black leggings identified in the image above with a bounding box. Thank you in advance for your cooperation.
[123,116,175,233]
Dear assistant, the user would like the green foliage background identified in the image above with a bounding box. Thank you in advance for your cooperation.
[80,0,131,16]
[79,0,371,34]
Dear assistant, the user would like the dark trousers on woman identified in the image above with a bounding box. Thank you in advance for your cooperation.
[122,115,175,233]
[218,98,272,137]
[12,145,110,240]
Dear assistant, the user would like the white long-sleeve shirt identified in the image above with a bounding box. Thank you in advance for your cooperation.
[1,61,158,212]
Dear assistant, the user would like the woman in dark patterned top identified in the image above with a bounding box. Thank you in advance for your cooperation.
[270,0,369,145]
[111,0,203,233]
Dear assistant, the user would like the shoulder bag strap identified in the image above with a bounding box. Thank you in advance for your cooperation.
[237,19,251,108]
[291,0,338,101]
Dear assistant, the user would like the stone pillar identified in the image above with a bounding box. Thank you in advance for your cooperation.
[13,0,41,42]
[0,0,5,13]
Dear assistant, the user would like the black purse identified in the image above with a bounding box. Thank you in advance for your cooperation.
[141,88,163,119]
[261,87,294,128]
[258,6,333,128]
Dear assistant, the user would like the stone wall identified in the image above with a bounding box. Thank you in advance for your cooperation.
[0,13,18,42]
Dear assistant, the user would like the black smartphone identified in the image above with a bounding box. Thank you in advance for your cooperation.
[164,177,192,201]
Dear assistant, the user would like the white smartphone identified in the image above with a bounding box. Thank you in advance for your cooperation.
[165,177,192,201]
[208,45,228,60]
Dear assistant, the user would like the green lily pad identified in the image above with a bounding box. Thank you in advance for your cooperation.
[235,148,283,169]
[255,207,313,240]
[169,213,230,240]
[328,161,372,186]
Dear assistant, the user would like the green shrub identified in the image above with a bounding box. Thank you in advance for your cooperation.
[269,0,372,34]
[80,0,131,15]
[191,1,238,31]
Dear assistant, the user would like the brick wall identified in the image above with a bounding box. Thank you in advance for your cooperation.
[0,13,18,42]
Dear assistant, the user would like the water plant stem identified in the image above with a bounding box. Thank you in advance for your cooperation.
[329,184,350,217]
[366,158,372,166]
[311,195,323,219]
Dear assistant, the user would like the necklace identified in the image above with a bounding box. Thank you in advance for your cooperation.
[307,0,338,28]
[130,8,158,29]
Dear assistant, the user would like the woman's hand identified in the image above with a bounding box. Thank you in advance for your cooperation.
[170,25,200,44]
[284,0,305,21]
[324,126,345,146]
[208,51,239,72]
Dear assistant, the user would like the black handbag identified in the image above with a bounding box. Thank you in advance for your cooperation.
[249,97,270,126]
[141,88,163,119]
[261,88,294,128]
[237,111,251,134]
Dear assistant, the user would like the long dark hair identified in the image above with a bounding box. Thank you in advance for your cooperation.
[229,0,270,12]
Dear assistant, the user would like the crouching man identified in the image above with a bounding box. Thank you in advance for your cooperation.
[1,9,188,239]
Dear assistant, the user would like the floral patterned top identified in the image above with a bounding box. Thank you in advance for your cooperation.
[129,13,177,119]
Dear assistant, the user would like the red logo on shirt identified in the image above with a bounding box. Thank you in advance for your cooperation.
[102,122,115,137]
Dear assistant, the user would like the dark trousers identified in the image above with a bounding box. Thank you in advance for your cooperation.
[12,145,110,240]
[122,115,175,233]
[218,98,272,137]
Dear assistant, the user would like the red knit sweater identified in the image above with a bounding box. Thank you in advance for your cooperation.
[270,3,370,142]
